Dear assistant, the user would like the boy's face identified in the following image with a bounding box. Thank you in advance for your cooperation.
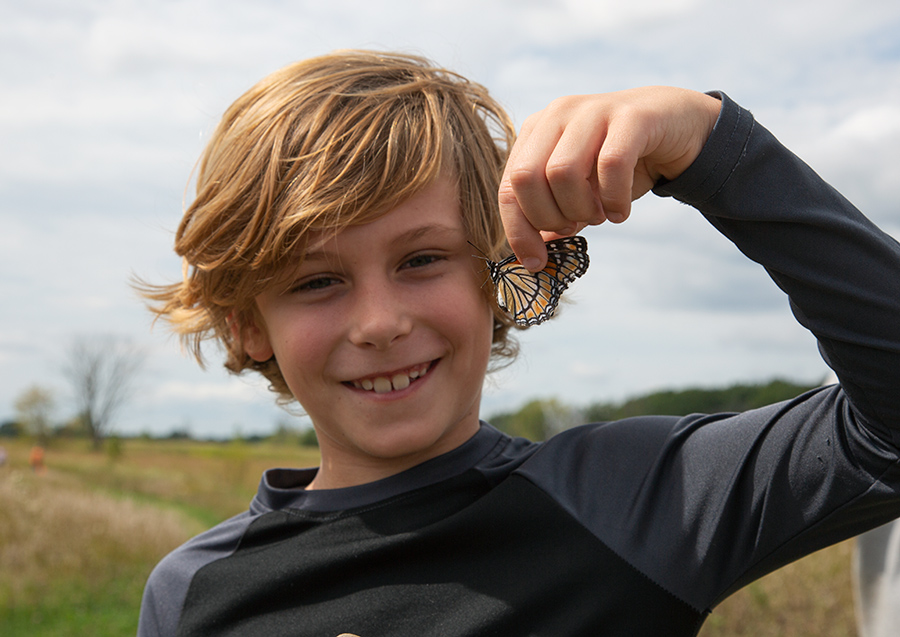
[243,175,495,488]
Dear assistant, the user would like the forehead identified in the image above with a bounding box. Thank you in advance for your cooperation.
[303,174,465,257]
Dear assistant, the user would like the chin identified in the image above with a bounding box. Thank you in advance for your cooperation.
[360,418,472,462]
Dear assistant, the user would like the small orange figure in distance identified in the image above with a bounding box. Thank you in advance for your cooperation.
[29,445,45,474]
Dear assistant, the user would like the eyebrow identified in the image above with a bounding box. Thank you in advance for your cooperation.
[391,223,461,246]
[302,222,463,261]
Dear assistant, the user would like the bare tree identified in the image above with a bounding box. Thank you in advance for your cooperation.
[63,335,144,450]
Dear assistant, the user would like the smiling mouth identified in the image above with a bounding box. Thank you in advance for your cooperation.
[347,361,435,394]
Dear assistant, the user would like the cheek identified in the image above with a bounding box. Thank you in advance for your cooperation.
[267,312,338,388]
[435,282,494,357]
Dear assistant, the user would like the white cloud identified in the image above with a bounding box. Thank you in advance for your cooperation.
[151,378,267,403]
[517,0,701,43]
[832,105,900,142]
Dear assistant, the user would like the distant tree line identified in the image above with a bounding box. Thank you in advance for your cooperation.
[488,378,823,442]
[2,371,823,450]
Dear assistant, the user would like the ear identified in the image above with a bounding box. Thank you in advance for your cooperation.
[228,310,274,362]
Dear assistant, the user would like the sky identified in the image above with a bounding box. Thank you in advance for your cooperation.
[2,0,899,439]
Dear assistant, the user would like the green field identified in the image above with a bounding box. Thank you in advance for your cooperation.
[0,438,858,636]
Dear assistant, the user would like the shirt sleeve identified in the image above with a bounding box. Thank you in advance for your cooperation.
[137,511,254,636]
[520,92,900,613]
[654,92,900,445]
[654,91,900,601]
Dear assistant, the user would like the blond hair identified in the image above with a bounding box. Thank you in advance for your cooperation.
[139,50,520,401]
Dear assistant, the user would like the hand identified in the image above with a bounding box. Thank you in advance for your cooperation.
[498,87,721,270]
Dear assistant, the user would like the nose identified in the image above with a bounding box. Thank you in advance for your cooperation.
[347,276,413,350]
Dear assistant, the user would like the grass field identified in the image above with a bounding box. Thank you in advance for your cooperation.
[0,438,859,636]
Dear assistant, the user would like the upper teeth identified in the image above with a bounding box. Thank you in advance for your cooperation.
[352,363,429,393]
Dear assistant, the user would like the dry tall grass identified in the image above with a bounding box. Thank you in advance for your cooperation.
[699,540,857,636]
[0,465,200,608]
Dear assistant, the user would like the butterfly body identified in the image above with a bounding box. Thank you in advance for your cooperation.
[483,236,589,326]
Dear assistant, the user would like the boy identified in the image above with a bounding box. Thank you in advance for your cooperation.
[138,50,900,636]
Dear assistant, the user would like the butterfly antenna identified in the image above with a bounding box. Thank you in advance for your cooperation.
[467,240,491,259]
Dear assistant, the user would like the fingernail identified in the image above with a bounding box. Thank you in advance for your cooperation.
[522,257,541,272]
[607,212,624,223]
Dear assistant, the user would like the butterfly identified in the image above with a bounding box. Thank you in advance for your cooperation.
[474,236,589,327]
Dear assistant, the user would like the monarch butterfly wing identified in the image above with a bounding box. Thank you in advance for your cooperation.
[494,262,564,326]
[487,236,588,327]
[543,236,590,290]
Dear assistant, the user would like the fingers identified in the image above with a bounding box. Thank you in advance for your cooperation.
[593,125,640,224]
[498,113,548,270]
[512,110,604,230]
[500,96,637,269]
[497,173,548,272]
[498,88,722,271]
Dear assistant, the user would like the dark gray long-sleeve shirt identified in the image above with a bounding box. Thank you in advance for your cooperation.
[138,93,900,636]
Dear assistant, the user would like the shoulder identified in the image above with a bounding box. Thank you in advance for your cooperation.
[137,511,255,636]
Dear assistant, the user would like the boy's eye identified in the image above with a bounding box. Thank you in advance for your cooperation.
[295,276,339,292]
[404,254,441,269]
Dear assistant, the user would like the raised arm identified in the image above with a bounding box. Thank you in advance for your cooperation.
[508,89,900,610]
[653,91,900,442]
